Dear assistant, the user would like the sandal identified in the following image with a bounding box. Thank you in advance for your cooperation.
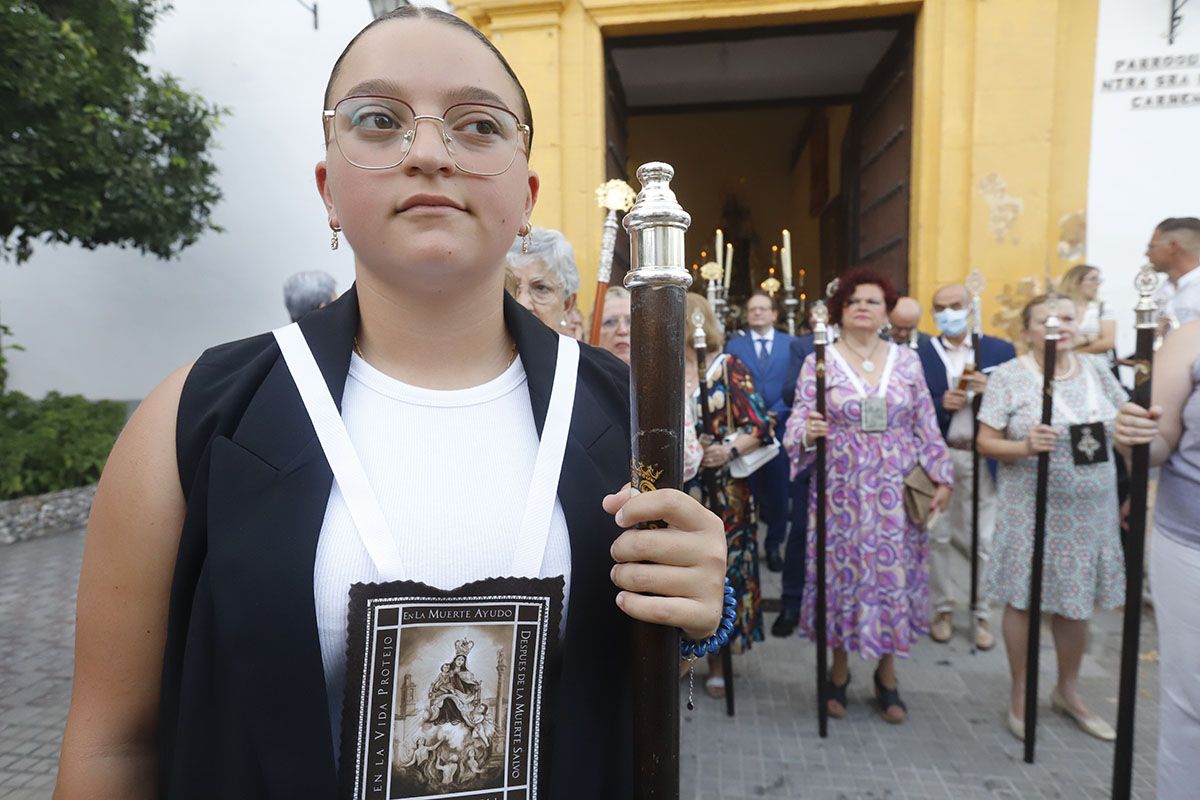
[873,668,907,724]
[825,672,851,719]
[704,675,726,699]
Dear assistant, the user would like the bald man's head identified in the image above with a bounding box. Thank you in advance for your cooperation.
[889,297,922,344]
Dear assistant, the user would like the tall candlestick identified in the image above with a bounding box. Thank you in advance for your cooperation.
[714,229,723,266]
[782,230,794,291]
[724,242,733,288]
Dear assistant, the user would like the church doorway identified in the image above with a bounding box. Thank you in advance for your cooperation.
[604,17,916,318]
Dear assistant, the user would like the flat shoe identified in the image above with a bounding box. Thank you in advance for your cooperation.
[930,612,953,643]
[974,620,996,651]
[1051,688,1115,741]
[704,675,726,699]
[1006,710,1025,741]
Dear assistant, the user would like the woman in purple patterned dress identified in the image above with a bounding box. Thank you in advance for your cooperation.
[784,269,953,724]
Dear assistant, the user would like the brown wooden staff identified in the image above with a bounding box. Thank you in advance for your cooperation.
[623,162,691,799]
[1024,312,1060,764]
[588,180,636,345]
[1111,265,1160,799]
[689,310,735,718]
[811,300,831,739]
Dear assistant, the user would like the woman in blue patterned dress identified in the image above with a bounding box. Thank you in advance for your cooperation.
[784,269,953,724]
[978,293,1127,742]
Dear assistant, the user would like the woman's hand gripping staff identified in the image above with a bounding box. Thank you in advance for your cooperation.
[605,484,727,641]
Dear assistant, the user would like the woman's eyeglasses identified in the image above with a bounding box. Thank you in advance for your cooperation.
[323,95,530,176]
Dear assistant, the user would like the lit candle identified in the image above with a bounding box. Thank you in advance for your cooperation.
[782,230,794,291]
[714,229,723,265]
[724,243,733,288]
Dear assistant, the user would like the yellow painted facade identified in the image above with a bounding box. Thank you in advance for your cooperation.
[456,0,1099,334]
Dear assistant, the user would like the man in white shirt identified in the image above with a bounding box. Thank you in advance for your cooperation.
[916,284,1016,650]
[1147,217,1200,331]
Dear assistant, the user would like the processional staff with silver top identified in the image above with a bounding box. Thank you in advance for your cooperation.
[1111,264,1160,800]
[1024,310,1060,764]
[966,269,985,654]
[811,299,831,739]
[623,161,691,800]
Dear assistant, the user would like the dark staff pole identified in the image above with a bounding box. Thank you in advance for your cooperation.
[589,181,635,345]
[811,300,831,739]
[1111,265,1160,799]
[690,312,735,718]
[1024,312,1060,764]
[967,270,985,652]
[623,162,691,800]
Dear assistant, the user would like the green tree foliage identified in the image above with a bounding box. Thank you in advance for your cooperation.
[0,390,127,499]
[0,1,225,262]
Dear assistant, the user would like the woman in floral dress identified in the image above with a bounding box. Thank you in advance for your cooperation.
[977,294,1126,742]
[684,294,773,698]
[784,269,952,724]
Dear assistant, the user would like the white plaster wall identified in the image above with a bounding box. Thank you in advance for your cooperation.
[1,0,375,400]
[1086,0,1200,358]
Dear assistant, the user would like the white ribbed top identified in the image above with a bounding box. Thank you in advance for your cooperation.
[313,353,572,749]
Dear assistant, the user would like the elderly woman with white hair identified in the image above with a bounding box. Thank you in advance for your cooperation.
[505,227,580,333]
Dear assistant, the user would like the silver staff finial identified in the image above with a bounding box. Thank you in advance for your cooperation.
[812,300,829,346]
[1134,263,1159,330]
[691,309,707,351]
[624,162,692,290]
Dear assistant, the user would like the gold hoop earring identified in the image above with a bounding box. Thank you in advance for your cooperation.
[519,223,531,255]
[330,226,341,251]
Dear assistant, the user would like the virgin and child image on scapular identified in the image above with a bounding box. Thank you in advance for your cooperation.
[391,625,511,796]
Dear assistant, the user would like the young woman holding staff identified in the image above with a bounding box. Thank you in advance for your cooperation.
[977,294,1127,745]
[784,268,952,725]
[52,9,725,798]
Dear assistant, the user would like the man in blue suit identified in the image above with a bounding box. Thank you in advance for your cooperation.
[888,296,932,350]
[725,291,797,575]
[917,282,1016,651]
[772,332,814,636]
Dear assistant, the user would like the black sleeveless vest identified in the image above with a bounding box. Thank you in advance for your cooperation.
[159,287,634,798]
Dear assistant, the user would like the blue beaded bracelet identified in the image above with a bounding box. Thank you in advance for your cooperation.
[679,579,738,658]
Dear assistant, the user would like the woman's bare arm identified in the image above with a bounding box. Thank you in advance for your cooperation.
[53,365,191,800]
[1078,319,1117,355]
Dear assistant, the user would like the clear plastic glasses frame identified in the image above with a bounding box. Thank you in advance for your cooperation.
[323,95,531,176]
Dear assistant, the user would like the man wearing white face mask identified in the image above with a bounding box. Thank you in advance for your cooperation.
[917,283,1016,649]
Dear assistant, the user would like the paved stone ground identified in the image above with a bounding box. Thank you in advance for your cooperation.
[0,528,1161,799]
[680,545,1161,800]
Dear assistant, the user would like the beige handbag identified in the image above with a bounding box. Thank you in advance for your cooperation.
[902,464,936,526]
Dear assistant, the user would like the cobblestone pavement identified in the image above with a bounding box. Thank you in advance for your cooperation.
[1,528,1160,799]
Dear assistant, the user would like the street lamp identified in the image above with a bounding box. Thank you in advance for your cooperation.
[368,0,409,18]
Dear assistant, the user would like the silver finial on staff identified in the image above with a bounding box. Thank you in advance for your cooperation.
[588,180,637,345]
[623,161,691,800]
[1111,263,1160,800]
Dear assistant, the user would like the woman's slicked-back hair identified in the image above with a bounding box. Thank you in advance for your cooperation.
[827,267,898,326]
[322,7,534,150]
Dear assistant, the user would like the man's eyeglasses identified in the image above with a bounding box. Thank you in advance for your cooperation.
[323,95,530,176]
